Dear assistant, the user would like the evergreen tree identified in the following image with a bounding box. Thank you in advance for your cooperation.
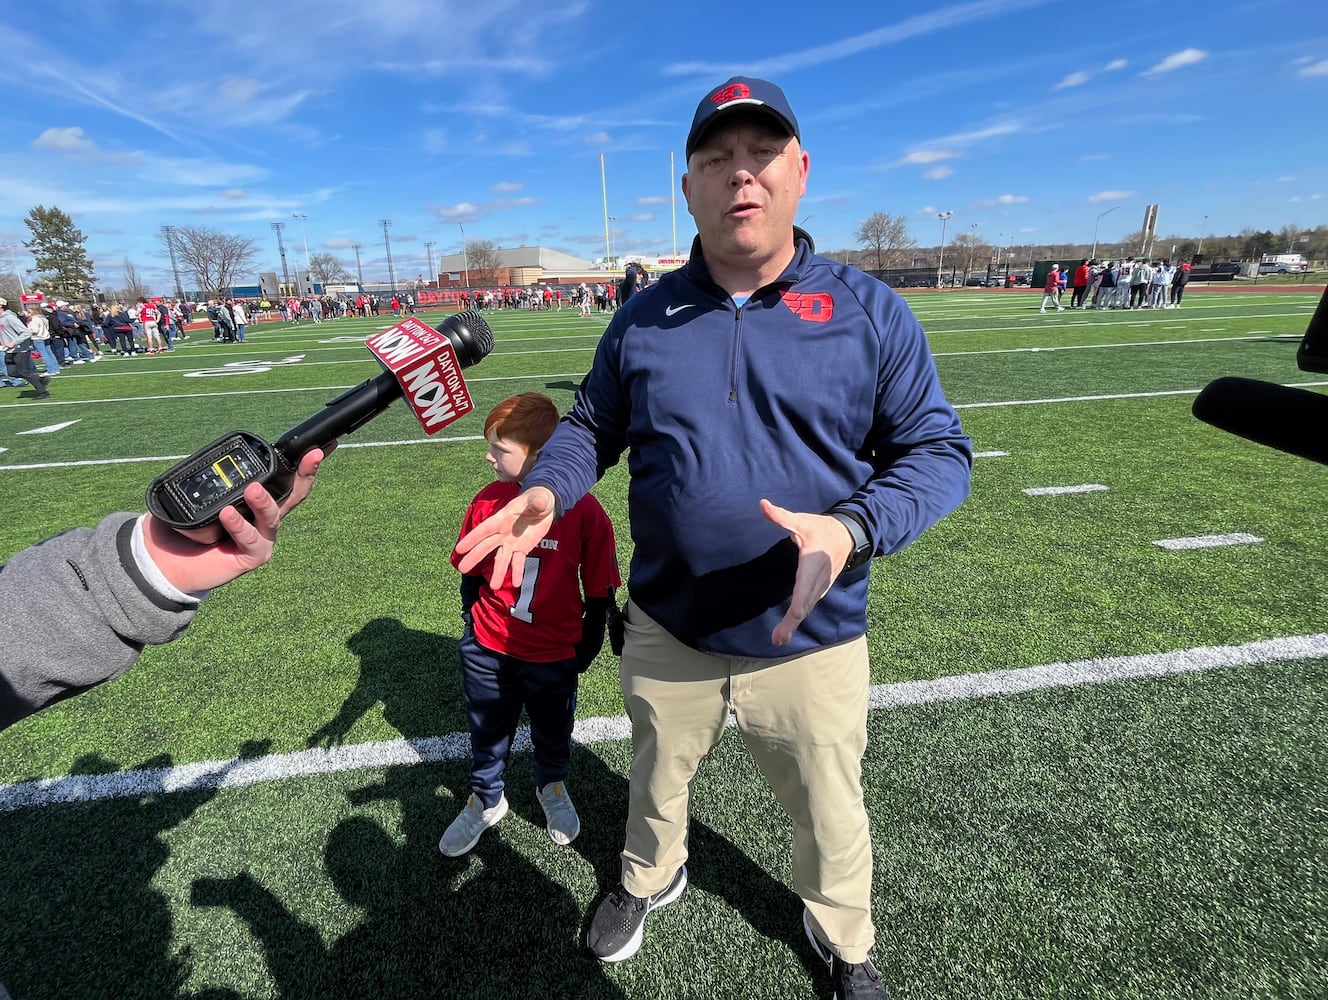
[23,205,97,300]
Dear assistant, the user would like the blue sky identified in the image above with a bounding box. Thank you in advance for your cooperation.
[1,0,1325,292]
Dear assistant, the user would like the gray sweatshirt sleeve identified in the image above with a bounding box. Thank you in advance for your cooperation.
[0,513,198,730]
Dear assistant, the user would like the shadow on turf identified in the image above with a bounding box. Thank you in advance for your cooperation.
[0,742,272,1000]
[0,740,826,998]
[306,617,469,746]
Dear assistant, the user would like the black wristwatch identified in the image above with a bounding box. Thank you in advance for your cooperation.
[829,509,873,572]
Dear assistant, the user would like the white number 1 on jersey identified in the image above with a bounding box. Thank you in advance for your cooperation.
[509,556,540,624]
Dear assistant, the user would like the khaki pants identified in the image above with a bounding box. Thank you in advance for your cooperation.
[618,600,875,962]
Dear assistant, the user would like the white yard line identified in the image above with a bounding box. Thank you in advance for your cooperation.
[1153,533,1263,550]
[16,421,79,434]
[1022,484,1109,496]
[4,632,1326,812]
[6,383,1327,472]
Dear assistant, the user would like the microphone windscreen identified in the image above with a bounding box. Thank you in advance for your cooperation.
[1192,376,1328,465]
[1297,285,1328,374]
[437,309,495,368]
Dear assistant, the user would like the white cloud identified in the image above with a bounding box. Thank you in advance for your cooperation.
[1142,48,1208,76]
[218,189,246,200]
[435,201,479,223]
[901,149,959,165]
[422,128,446,154]
[493,181,523,193]
[1089,189,1134,202]
[1297,59,1328,77]
[1053,71,1091,90]
[323,238,357,249]
[431,195,537,224]
[217,78,262,105]
[929,122,1022,146]
[1104,59,1127,72]
[627,213,654,222]
[1277,175,1295,182]
[33,126,98,156]
[637,196,669,205]
[975,193,1028,208]
[586,131,611,145]
[924,166,954,180]
[662,0,1053,77]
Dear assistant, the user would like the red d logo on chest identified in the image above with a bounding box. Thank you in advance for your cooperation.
[780,291,834,323]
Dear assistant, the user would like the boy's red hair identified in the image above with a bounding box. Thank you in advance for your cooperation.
[484,392,560,451]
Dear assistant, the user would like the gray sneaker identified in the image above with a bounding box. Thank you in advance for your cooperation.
[803,908,888,998]
[586,866,687,963]
[438,794,508,857]
[535,781,581,845]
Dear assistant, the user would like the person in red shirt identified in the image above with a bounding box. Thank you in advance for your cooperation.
[1040,265,1064,312]
[1069,259,1091,309]
[441,392,620,857]
[138,297,165,353]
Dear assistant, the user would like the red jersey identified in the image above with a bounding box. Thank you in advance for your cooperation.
[139,303,158,325]
[452,481,620,662]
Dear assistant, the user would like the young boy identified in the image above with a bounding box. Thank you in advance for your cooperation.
[442,392,620,857]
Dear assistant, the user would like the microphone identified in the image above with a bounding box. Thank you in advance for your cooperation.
[1296,285,1328,374]
[1192,376,1328,465]
[272,310,493,459]
[146,310,495,529]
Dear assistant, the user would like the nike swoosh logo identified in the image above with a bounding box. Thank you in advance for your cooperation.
[664,304,695,317]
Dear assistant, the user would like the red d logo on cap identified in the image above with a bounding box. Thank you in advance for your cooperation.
[711,83,751,105]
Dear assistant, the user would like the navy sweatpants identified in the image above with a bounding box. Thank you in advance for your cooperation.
[459,630,579,808]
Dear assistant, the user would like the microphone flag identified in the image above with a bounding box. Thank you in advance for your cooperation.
[366,316,475,434]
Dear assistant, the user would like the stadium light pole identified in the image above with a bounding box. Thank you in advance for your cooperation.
[2,241,25,295]
[1091,205,1118,259]
[351,243,363,286]
[160,225,184,299]
[935,211,953,289]
[424,240,435,287]
[458,223,469,289]
[293,213,311,293]
[271,222,290,296]
[380,218,396,292]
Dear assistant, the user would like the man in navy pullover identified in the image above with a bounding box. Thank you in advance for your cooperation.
[457,76,971,999]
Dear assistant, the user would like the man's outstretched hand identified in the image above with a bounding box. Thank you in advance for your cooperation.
[761,498,856,646]
[454,485,559,589]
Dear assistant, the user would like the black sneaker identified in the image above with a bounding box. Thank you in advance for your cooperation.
[803,908,888,998]
[586,865,687,963]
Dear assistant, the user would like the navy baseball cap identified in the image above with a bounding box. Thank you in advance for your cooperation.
[685,76,800,160]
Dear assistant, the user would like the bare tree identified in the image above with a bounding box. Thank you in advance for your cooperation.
[854,212,915,271]
[120,259,152,300]
[0,273,22,305]
[167,225,259,296]
[947,233,991,280]
[466,238,502,285]
[307,252,350,287]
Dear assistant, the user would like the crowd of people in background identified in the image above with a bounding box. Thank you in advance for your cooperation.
[1040,257,1192,313]
[5,266,665,399]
